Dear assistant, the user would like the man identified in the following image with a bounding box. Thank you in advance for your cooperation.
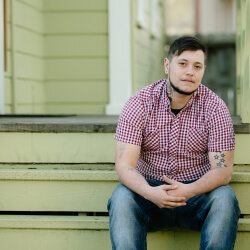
[107,36,240,250]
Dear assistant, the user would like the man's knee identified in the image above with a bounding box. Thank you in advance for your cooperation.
[207,185,240,216]
[107,184,136,213]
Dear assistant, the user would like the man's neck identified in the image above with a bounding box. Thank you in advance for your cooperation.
[170,92,193,109]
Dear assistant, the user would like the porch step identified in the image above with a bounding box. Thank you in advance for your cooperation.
[0,132,249,164]
[0,169,117,212]
[0,215,249,250]
[0,168,249,215]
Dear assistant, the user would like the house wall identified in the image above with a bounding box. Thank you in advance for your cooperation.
[4,0,45,114]
[132,0,166,92]
[4,0,109,115]
[236,0,250,123]
[43,0,109,114]
[4,0,166,115]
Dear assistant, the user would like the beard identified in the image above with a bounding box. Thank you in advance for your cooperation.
[169,75,198,96]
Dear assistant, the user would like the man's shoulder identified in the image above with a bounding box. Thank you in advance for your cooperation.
[196,84,230,117]
[197,84,226,106]
[134,79,167,100]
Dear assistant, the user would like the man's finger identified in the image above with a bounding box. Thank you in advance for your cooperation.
[163,175,176,185]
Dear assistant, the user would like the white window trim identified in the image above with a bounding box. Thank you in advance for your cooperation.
[137,0,146,28]
[106,0,132,115]
[0,0,5,114]
[151,0,160,38]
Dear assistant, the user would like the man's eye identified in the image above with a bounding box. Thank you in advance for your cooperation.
[179,62,186,66]
[195,65,202,69]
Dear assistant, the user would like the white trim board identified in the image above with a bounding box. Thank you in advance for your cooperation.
[106,0,132,115]
[0,0,5,114]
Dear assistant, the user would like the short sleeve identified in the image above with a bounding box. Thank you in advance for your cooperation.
[208,102,235,152]
[115,94,145,146]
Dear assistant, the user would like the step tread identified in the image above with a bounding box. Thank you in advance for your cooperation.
[0,163,115,170]
[0,169,249,182]
[0,215,249,231]
[0,169,118,181]
[0,215,109,229]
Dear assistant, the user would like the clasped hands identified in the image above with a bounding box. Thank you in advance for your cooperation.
[147,175,194,209]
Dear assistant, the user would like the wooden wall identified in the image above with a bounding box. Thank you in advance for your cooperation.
[4,0,167,115]
[4,0,45,114]
[132,0,166,92]
[4,0,109,115]
[236,0,250,123]
[43,0,109,114]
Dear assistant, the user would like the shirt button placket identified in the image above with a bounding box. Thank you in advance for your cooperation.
[168,118,179,176]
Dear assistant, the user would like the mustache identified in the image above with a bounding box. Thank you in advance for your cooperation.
[167,78,197,96]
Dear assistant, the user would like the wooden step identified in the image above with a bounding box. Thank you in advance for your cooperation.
[0,132,115,163]
[0,215,249,250]
[0,169,117,212]
[0,132,249,164]
[0,169,249,215]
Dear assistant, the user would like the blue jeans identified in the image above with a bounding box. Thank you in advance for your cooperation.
[107,179,240,250]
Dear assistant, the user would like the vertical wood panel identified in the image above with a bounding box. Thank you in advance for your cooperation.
[237,0,250,123]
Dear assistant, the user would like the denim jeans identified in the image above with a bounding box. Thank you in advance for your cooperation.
[107,179,240,250]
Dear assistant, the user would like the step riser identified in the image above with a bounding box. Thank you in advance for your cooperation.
[0,179,249,214]
[0,133,249,164]
[0,132,115,163]
[0,180,117,212]
[0,228,248,250]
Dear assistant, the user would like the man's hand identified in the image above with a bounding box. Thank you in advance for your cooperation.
[163,175,194,201]
[146,183,187,209]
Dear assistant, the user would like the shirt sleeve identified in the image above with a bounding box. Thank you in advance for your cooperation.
[208,102,235,152]
[115,94,145,146]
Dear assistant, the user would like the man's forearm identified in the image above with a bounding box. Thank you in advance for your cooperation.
[188,166,232,197]
[116,164,152,199]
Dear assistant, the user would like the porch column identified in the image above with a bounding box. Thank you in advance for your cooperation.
[0,0,5,113]
[236,0,250,123]
[106,0,132,115]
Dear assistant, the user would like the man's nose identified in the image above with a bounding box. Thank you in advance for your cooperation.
[186,65,194,75]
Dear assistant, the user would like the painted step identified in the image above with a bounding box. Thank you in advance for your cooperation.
[0,169,250,215]
[0,215,249,250]
[0,132,249,164]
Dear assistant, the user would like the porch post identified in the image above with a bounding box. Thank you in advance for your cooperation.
[0,0,5,114]
[106,0,132,115]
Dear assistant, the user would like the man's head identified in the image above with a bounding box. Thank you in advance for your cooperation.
[167,36,206,62]
[164,36,206,96]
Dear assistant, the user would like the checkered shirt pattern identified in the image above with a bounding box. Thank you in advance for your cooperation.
[115,79,235,182]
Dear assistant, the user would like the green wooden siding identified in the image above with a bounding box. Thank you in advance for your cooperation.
[43,0,109,114]
[4,0,167,115]
[3,0,45,113]
[132,0,166,92]
[236,0,250,123]
[6,0,45,114]
[4,0,109,115]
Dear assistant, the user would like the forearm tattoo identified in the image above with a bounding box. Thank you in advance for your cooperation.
[213,152,228,168]
[118,143,126,158]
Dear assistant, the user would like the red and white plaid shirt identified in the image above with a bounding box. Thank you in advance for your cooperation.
[115,79,235,182]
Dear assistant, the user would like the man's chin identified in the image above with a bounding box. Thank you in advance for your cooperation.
[170,83,197,96]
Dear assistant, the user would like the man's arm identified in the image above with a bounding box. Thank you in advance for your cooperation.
[115,140,186,208]
[166,150,234,199]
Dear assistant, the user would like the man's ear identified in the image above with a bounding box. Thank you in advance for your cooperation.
[164,58,169,74]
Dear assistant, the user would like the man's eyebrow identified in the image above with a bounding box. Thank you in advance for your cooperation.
[178,58,204,65]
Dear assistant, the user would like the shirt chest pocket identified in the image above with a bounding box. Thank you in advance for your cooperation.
[185,127,208,154]
[142,126,169,152]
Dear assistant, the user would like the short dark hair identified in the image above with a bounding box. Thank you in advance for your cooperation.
[167,36,206,61]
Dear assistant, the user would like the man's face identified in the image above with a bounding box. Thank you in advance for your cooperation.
[164,50,206,96]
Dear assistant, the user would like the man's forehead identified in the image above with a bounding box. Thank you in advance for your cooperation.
[174,50,205,63]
